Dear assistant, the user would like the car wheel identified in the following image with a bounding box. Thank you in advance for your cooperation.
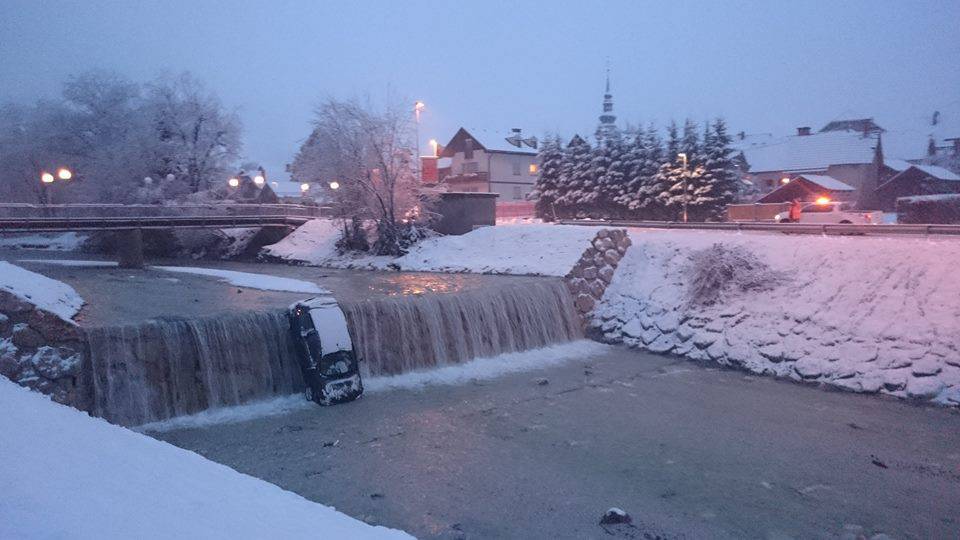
[839,220,852,224]
[304,386,313,402]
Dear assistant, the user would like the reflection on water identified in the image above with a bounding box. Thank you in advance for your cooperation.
[366,274,469,296]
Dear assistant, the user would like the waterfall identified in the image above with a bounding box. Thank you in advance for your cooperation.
[84,311,303,427]
[82,279,582,426]
[342,280,582,377]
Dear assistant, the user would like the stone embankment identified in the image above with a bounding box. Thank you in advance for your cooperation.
[564,228,631,323]
[0,290,86,409]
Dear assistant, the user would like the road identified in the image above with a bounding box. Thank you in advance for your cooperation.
[155,346,960,539]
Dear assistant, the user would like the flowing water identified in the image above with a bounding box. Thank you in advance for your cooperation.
[82,279,582,426]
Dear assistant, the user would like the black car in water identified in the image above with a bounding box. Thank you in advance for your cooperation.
[289,297,363,406]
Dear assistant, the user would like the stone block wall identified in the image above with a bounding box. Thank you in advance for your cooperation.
[0,290,88,409]
[563,228,631,323]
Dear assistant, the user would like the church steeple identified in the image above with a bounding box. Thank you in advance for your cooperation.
[598,66,616,133]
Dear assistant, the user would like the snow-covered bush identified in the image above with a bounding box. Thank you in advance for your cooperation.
[684,243,785,306]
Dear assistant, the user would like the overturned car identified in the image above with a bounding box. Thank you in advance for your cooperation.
[289,297,363,406]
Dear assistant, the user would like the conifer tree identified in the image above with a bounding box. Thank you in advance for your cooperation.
[529,135,564,220]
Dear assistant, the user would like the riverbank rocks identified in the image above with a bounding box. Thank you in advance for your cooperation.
[0,290,86,408]
[564,228,631,325]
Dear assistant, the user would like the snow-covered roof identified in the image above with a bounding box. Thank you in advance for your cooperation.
[795,174,856,191]
[729,132,776,152]
[742,131,878,173]
[884,158,913,172]
[911,164,960,181]
[440,127,538,157]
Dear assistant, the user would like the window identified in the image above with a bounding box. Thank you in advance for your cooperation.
[529,163,538,175]
[513,186,522,200]
[461,162,478,174]
[802,203,835,213]
[464,138,474,160]
[512,158,522,175]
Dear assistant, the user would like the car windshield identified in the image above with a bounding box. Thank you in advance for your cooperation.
[802,203,834,213]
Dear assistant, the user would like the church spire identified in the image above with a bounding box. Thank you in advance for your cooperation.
[597,64,617,137]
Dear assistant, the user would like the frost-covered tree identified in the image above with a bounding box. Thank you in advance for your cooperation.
[529,134,564,220]
[555,135,593,218]
[304,97,435,256]
[593,126,626,217]
[691,118,739,220]
[146,73,242,195]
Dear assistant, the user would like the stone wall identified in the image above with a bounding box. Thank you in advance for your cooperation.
[563,228,631,324]
[0,290,88,410]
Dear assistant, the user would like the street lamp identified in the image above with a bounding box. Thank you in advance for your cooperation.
[253,174,265,186]
[228,177,240,188]
[414,101,425,181]
[328,181,340,190]
[57,167,73,180]
[300,182,310,193]
[41,172,55,184]
[677,152,689,223]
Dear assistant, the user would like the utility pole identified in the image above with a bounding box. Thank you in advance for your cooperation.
[414,101,425,182]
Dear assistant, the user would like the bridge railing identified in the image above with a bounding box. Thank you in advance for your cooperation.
[557,219,960,237]
[0,203,330,219]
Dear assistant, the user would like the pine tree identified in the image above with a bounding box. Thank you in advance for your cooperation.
[529,135,564,221]
[634,123,664,218]
[555,135,593,218]
[616,126,646,212]
[593,125,626,218]
[692,118,739,220]
[663,119,702,217]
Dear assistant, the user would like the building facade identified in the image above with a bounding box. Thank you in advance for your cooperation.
[438,128,540,201]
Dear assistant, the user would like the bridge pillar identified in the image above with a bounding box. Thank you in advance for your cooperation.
[117,229,145,268]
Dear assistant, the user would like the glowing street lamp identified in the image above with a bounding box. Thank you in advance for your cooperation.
[300,182,310,193]
[781,177,791,184]
[41,172,55,184]
[57,167,73,180]
[328,181,340,190]
[227,177,240,188]
[253,174,265,186]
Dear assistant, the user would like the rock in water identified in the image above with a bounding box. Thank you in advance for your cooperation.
[599,507,632,525]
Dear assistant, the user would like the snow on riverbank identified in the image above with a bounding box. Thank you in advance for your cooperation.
[0,379,412,539]
[262,220,599,276]
[596,229,960,405]
[151,266,328,294]
[0,262,83,321]
[140,340,608,432]
[0,232,85,251]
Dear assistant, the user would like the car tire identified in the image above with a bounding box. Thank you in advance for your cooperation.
[304,386,313,402]
[839,220,852,224]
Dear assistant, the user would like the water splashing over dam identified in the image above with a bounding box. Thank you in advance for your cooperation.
[82,279,582,426]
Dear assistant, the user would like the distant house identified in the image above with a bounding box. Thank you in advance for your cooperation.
[875,164,960,211]
[438,127,540,201]
[820,118,885,136]
[757,174,857,204]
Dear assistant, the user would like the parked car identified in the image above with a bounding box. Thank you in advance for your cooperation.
[289,297,363,405]
[775,200,884,224]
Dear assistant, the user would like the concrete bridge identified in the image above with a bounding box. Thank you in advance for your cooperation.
[0,203,325,267]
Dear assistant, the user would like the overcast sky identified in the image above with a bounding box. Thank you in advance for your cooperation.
[2,0,958,177]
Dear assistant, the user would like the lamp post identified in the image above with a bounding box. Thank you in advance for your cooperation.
[678,152,689,223]
[39,167,72,206]
[414,101,425,181]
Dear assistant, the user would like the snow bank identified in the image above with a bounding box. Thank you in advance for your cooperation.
[0,262,84,321]
[394,224,599,276]
[596,229,960,405]
[151,266,328,294]
[0,379,412,539]
[262,220,600,276]
[140,340,608,432]
[0,232,86,251]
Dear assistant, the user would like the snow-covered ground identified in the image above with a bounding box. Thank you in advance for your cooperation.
[151,266,328,294]
[0,232,85,251]
[139,340,608,432]
[0,261,84,321]
[0,378,412,539]
[595,229,960,405]
[262,220,599,276]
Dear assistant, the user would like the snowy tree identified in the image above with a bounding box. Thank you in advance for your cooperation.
[555,135,594,218]
[145,72,242,195]
[690,118,739,220]
[304,97,436,256]
[528,135,564,221]
[593,126,627,217]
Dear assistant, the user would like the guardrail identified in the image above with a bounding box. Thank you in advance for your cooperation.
[557,219,960,237]
[0,203,329,232]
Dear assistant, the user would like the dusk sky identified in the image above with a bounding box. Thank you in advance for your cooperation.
[2,0,958,178]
